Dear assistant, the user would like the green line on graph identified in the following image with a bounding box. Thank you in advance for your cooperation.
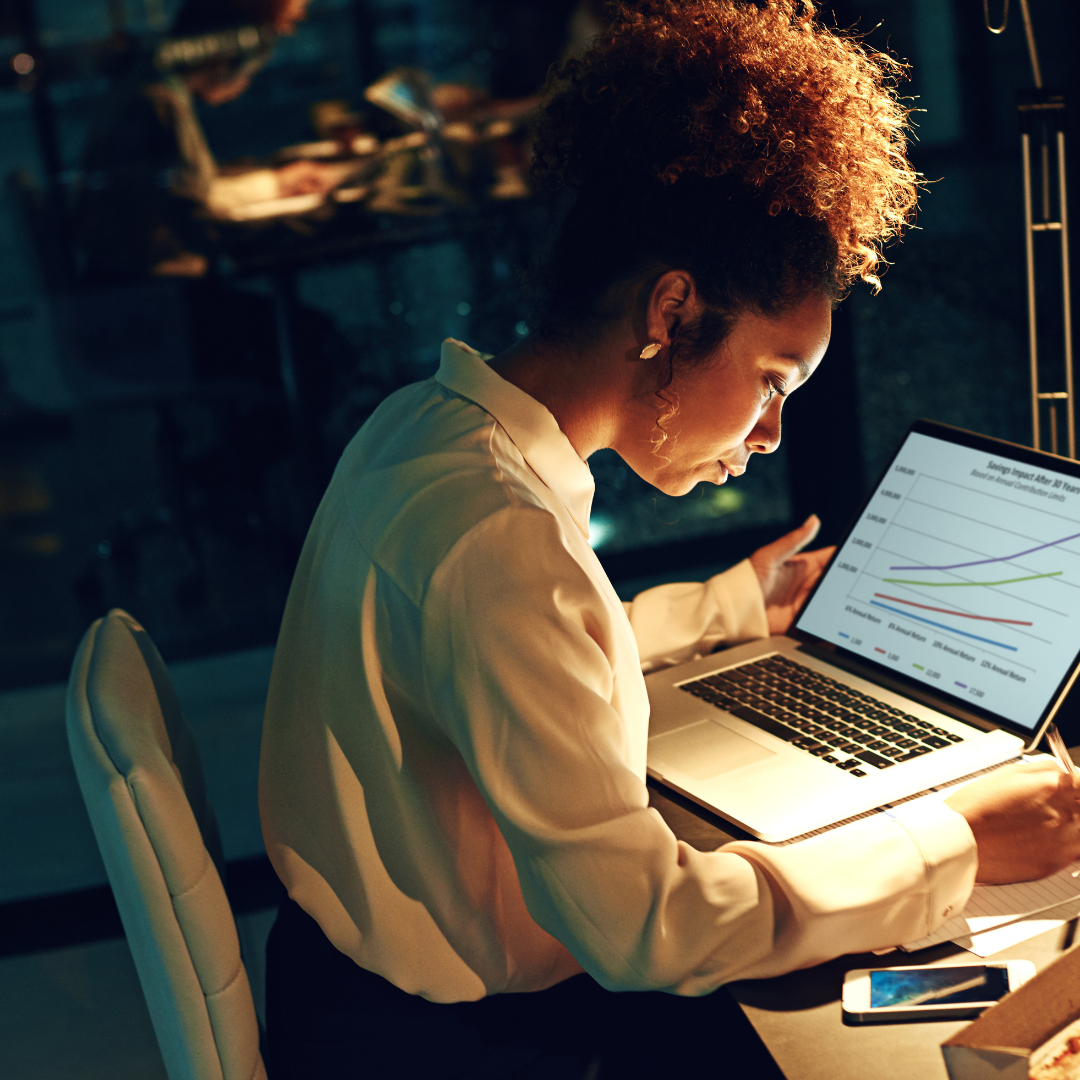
[881,571,1062,588]
[913,663,925,671]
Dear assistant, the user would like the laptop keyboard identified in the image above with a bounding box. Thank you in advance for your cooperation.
[678,654,964,778]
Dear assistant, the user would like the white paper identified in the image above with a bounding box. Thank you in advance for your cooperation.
[902,860,1080,952]
[962,915,1073,957]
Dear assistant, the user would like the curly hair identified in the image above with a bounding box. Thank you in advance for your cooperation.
[529,0,919,346]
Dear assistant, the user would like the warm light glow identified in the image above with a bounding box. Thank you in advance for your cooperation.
[11,53,34,76]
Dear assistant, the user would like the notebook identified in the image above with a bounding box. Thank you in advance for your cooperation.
[645,419,1080,841]
[902,856,1080,953]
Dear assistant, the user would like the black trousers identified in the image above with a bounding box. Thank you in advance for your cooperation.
[265,898,785,1080]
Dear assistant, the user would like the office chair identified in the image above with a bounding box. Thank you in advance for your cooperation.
[66,608,267,1080]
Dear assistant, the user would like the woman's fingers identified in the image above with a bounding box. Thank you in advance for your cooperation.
[277,160,341,197]
[750,516,821,600]
[786,547,836,607]
[751,515,822,574]
[749,518,836,632]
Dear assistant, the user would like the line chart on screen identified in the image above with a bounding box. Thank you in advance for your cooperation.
[839,468,1080,711]
[846,472,1078,661]
[797,431,1080,728]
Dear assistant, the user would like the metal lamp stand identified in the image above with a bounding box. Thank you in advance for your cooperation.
[988,0,1075,457]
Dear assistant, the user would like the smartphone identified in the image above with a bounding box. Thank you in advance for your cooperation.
[841,961,1036,1023]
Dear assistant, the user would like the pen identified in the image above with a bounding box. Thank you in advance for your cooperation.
[1045,723,1078,778]
[1044,725,1080,880]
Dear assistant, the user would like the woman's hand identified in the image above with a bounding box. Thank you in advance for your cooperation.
[945,759,1080,883]
[276,160,341,197]
[749,515,835,634]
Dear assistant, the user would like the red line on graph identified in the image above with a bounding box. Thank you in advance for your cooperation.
[872,594,1033,626]
[874,647,886,654]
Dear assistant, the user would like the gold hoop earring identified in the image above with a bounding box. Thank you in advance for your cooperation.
[639,342,662,360]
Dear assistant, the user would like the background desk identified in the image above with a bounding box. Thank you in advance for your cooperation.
[647,778,1077,1080]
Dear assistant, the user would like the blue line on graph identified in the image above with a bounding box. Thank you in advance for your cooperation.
[838,631,850,638]
[868,601,1019,652]
[889,529,1080,572]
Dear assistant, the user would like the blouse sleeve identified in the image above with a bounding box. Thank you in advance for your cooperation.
[421,507,976,994]
[624,559,769,672]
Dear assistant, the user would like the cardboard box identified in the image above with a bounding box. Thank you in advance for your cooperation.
[942,946,1080,1080]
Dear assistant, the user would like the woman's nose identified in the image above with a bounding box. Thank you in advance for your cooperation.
[750,400,783,454]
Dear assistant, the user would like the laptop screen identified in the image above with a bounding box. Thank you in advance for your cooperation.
[795,422,1080,732]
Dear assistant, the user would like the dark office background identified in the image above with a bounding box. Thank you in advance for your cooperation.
[0,0,1076,692]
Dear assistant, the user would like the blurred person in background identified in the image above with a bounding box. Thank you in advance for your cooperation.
[76,0,339,281]
[73,0,349,552]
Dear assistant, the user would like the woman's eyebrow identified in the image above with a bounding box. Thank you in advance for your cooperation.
[778,354,812,383]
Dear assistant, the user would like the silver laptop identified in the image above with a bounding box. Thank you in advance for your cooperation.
[646,420,1080,841]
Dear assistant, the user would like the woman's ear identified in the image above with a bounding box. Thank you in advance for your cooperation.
[644,270,698,349]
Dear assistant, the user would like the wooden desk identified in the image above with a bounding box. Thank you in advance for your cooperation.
[647,780,1077,1080]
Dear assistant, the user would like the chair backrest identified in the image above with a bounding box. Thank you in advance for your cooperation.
[65,608,266,1080]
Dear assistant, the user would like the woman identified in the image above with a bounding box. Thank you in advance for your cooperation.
[261,3,1080,1076]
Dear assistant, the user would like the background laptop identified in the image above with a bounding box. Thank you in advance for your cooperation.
[646,419,1080,842]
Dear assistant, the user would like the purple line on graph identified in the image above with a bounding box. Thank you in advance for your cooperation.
[889,530,1080,571]
[955,682,967,689]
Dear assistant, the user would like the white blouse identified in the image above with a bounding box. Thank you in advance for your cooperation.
[259,339,977,1004]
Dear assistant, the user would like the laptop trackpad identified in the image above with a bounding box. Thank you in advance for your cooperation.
[650,719,775,781]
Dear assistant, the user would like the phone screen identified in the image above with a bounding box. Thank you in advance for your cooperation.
[869,965,1010,1009]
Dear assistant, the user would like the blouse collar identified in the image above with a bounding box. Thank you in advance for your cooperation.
[436,339,595,539]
